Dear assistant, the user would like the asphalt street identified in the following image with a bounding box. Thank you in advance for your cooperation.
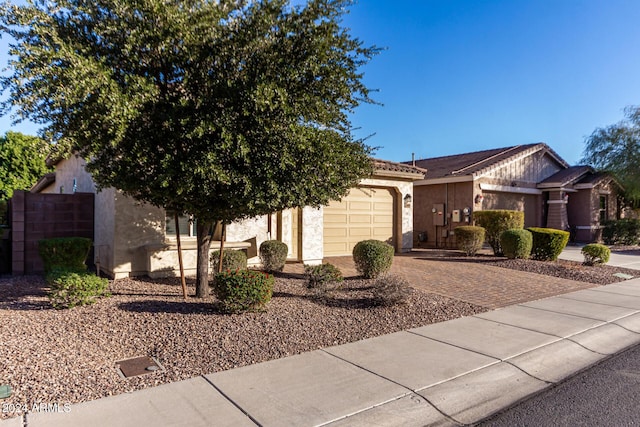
[479,342,640,426]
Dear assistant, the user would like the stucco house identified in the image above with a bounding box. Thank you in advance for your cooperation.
[407,143,622,247]
[31,155,425,278]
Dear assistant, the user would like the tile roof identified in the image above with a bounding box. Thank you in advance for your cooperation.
[538,166,593,187]
[407,143,567,179]
[372,158,427,178]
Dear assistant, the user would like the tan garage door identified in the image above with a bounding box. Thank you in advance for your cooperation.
[323,187,394,257]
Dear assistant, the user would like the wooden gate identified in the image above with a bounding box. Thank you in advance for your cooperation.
[10,190,94,275]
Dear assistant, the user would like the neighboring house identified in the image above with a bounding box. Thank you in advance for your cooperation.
[31,155,425,278]
[407,143,622,247]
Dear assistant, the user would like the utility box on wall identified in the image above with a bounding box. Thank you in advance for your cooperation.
[452,209,461,223]
[432,203,445,226]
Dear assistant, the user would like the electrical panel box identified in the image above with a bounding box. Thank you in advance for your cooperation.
[452,209,461,223]
[432,203,445,226]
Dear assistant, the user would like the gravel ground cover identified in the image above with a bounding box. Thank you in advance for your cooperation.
[0,248,638,419]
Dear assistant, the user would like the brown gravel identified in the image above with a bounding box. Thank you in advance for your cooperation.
[0,273,482,418]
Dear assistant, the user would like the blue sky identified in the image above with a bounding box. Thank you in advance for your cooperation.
[2,0,640,166]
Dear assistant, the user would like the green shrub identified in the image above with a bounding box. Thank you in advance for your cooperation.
[210,249,248,273]
[304,263,343,291]
[527,227,570,261]
[602,219,640,245]
[371,274,411,306]
[474,210,525,256]
[46,268,110,309]
[500,229,533,259]
[212,269,274,313]
[352,240,394,279]
[38,237,92,273]
[259,240,288,273]
[454,226,486,256]
[581,243,611,266]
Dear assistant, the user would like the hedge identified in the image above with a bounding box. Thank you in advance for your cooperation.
[455,226,485,256]
[527,227,570,261]
[500,229,533,259]
[474,210,525,256]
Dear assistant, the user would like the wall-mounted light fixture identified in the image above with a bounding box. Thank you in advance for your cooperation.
[563,193,569,203]
[404,193,412,208]
[474,194,484,204]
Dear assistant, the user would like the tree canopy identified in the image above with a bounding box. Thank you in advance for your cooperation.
[0,0,378,295]
[582,106,640,206]
[0,131,51,199]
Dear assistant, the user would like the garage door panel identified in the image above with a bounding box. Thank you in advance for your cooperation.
[324,187,395,257]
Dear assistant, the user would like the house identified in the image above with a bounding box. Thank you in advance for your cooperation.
[30,155,425,278]
[407,143,622,247]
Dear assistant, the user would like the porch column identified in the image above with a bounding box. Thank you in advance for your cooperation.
[546,190,569,231]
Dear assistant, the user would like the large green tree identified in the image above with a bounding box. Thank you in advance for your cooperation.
[0,131,51,198]
[582,106,640,206]
[1,0,377,296]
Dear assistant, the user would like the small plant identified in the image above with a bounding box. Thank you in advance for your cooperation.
[38,237,92,273]
[474,210,525,256]
[259,240,288,273]
[371,273,411,307]
[582,243,611,266]
[455,226,485,256]
[527,227,570,261]
[212,269,274,313]
[500,229,533,259]
[46,268,110,309]
[304,263,343,293]
[210,249,247,273]
[352,240,394,279]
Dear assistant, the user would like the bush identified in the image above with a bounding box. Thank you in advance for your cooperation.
[371,274,411,306]
[474,210,525,256]
[38,237,92,273]
[582,243,611,266]
[352,240,394,279]
[212,269,274,313]
[527,227,570,261]
[210,249,247,273]
[500,229,533,259]
[454,226,485,256]
[259,240,288,273]
[602,219,640,245]
[304,263,343,291]
[46,268,110,309]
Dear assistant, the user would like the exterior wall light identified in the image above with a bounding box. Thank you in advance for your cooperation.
[404,193,412,208]
[475,194,484,204]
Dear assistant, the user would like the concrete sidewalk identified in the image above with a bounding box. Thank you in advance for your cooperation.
[11,277,640,427]
[559,245,640,270]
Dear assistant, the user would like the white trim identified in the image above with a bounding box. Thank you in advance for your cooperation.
[538,186,578,192]
[574,183,593,189]
[575,225,601,230]
[479,183,542,195]
[414,176,473,186]
[547,200,567,204]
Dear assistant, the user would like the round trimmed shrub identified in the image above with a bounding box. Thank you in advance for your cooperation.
[455,226,485,256]
[46,268,110,309]
[210,249,247,273]
[527,227,570,261]
[259,240,288,273]
[38,237,92,273]
[352,240,394,279]
[212,269,274,313]
[581,243,611,266]
[474,210,525,256]
[500,229,533,259]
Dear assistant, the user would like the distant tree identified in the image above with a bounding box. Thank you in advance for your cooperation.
[0,131,51,198]
[0,0,377,296]
[582,106,640,206]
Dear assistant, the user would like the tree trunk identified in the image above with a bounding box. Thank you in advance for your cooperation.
[195,220,213,298]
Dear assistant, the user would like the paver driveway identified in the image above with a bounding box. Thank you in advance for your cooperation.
[287,249,598,309]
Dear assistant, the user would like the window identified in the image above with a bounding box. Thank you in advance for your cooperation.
[165,213,197,238]
[599,196,608,223]
[165,212,223,240]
